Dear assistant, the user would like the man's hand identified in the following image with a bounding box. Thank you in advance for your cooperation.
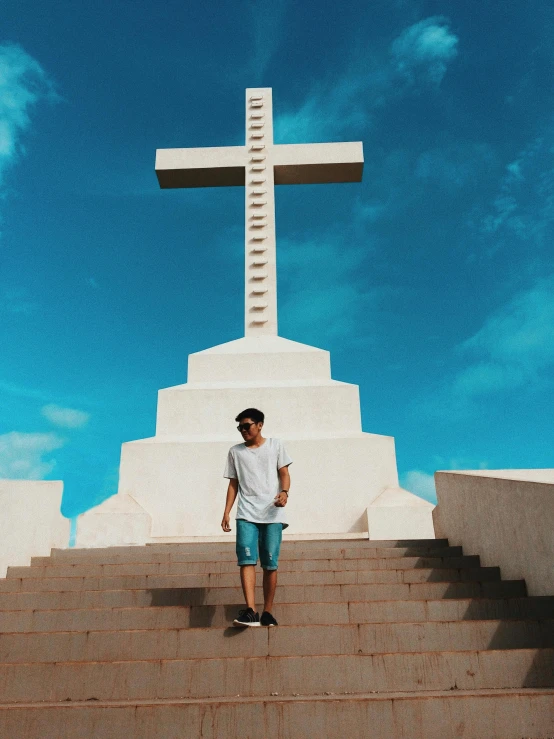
[274,492,288,508]
[221,479,238,532]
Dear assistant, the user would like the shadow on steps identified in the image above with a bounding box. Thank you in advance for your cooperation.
[148,588,243,626]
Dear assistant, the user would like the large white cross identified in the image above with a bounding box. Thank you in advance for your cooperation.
[155,88,364,337]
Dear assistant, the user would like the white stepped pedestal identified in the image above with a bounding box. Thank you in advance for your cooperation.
[76,336,434,546]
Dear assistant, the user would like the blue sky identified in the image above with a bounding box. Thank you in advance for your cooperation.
[1,0,553,519]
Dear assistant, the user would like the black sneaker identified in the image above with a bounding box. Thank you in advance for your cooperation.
[260,611,278,627]
[233,608,260,627]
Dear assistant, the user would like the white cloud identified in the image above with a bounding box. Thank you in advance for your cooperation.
[41,404,90,429]
[391,16,459,85]
[0,43,55,184]
[0,431,64,479]
[273,17,458,144]
[400,470,437,503]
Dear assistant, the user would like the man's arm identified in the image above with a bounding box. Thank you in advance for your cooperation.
[274,465,291,507]
[221,478,239,531]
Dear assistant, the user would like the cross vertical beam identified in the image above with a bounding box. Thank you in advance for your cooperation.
[245,88,277,336]
[155,88,364,340]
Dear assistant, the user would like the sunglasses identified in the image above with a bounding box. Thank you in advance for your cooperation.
[237,422,257,432]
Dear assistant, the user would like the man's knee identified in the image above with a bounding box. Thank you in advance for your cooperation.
[260,547,279,570]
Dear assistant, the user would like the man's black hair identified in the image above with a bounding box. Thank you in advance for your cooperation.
[235,408,265,424]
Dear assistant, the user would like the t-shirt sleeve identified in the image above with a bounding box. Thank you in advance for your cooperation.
[223,449,238,479]
[277,439,293,469]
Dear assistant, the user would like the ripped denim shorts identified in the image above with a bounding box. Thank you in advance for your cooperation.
[235,519,283,570]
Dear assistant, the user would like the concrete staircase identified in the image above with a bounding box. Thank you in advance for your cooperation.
[0,538,552,738]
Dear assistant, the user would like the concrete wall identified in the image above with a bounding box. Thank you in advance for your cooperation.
[0,480,69,576]
[433,470,554,596]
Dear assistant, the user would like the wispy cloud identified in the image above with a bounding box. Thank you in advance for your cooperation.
[415,142,495,189]
[278,234,394,346]
[0,379,96,410]
[0,379,54,402]
[434,455,490,472]
[274,74,376,143]
[480,134,554,250]
[41,404,90,429]
[0,286,39,314]
[274,17,459,143]
[418,274,554,416]
[0,43,56,185]
[391,16,459,86]
[454,274,554,396]
[0,431,65,479]
[249,0,289,80]
[402,455,490,502]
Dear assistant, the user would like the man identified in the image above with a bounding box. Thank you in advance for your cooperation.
[221,408,292,627]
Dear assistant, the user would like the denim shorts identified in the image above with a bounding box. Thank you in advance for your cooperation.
[236,519,283,570]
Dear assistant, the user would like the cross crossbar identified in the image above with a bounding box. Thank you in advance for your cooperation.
[156,142,363,189]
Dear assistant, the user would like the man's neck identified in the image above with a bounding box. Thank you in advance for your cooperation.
[245,434,266,448]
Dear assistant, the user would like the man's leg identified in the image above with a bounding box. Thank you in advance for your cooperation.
[235,520,259,610]
[240,565,257,610]
[259,523,283,616]
[262,568,278,612]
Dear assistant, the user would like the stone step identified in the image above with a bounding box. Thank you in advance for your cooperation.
[15,554,482,578]
[0,580,528,611]
[150,537,447,548]
[0,567,502,593]
[0,689,552,739]
[39,545,463,565]
[1,597,553,633]
[48,539,449,559]
[0,649,552,702]
[348,596,554,624]
[1,621,553,664]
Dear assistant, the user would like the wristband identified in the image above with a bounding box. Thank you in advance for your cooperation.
[280,490,289,495]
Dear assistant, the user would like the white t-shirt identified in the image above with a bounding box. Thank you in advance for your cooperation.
[224,438,292,527]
